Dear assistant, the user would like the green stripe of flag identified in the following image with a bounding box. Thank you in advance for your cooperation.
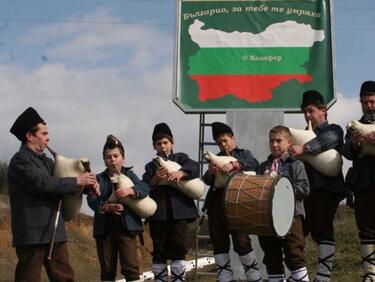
[187,47,310,75]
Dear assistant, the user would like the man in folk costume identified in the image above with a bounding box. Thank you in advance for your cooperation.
[7,107,98,281]
[202,122,262,282]
[142,123,199,282]
[343,81,375,282]
[289,91,346,282]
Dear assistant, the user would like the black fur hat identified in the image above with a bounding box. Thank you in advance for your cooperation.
[152,123,173,143]
[300,90,325,109]
[212,122,234,140]
[360,81,375,97]
[10,107,45,141]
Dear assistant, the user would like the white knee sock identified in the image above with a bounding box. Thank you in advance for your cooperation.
[268,273,286,282]
[289,267,309,281]
[315,241,335,282]
[238,251,262,282]
[152,263,168,282]
[361,241,375,282]
[171,260,187,282]
[214,253,234,282]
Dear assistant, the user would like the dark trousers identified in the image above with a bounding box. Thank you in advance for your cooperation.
[207,189,253,255]
[149,219,189,262]
[304,188,342,242]
[354,189,375,241]
[15,242,74,282]
[96,215,139,281]
[259,216,306,274]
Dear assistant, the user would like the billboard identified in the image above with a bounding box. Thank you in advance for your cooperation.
[173,0,335,112]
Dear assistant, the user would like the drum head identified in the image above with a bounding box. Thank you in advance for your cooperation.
[272,177,295,237]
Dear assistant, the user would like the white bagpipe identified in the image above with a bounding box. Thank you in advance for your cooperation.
[152,156,205,200]
[202,150,240,188]
[46,146,90,221]
[289,121,343,177]
[46,146,92,260]
[108,173,157,219]
[346,120,375,157]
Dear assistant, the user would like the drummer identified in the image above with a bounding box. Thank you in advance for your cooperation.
[202,122,262,282]
[258,125,310,282]
[7,107,98,281]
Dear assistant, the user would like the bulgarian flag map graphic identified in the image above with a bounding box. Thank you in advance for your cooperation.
[175,0,335,112]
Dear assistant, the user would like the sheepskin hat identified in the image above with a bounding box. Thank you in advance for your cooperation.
[360,81,375,97]
[212,122,234,141]
[300,90,325,109]
[152,123,173,143]
[10,107,45,141]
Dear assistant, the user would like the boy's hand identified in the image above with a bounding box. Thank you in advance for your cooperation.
[219,161,241,174]
[288,145,305,157]
[208,163,219,175]
[220,163,234,174]
[102,203,124,215]
[168,170,187,183]
[91,181,101,196]
[156,167,169,178]
[150,167,169,186]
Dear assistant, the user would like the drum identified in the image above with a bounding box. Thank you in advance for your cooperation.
[224,173,295,237]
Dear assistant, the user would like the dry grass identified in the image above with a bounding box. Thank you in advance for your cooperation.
[0,194,363,281]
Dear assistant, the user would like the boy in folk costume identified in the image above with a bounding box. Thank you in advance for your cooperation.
[142,123,199,282]
[202,122,262,282]
[289,91,345,282]
[343,81,375,282]
[87,135,149,282]
[258,126,310,282]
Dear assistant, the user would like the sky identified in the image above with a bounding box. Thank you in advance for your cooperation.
[0,0,374,213]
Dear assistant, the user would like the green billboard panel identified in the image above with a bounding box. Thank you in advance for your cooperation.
[173,0,336,112]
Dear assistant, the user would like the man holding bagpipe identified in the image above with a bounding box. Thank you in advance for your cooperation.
[8,107,99,282]
[343,81,375,282]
